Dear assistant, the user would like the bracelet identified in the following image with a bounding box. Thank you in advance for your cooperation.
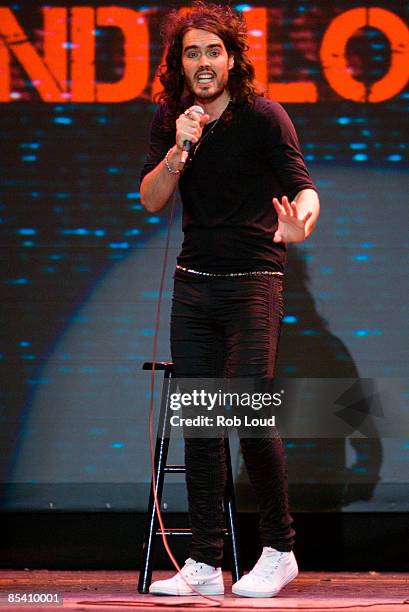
[164,147,181,175]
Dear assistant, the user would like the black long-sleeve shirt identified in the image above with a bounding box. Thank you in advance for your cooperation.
[140,95,317,273]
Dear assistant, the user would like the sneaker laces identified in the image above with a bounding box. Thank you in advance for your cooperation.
[249,548,284,578]
[179,558,209,580]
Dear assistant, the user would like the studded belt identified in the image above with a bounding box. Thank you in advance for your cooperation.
[176,264,283,278]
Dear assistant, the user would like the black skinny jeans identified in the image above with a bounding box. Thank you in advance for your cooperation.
[170,268,295,567]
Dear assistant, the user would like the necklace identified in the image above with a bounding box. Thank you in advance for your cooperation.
[184,99,231,169]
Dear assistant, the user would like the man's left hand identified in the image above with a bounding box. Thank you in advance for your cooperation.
[272,195,313,243]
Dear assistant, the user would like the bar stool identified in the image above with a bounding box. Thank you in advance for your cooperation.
[138,361,242,593]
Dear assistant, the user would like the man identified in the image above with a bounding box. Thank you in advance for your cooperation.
[140,1,319,598]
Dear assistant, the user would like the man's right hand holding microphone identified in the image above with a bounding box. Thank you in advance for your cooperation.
[175,105,210,168]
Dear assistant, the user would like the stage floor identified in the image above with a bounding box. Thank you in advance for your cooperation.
[0,570,408,611]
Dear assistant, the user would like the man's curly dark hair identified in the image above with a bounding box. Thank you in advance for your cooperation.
[155,1,264,130]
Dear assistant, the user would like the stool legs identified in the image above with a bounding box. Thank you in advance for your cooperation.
[138,371,173,594]
[138,364,242,593]
[224,437,242,583]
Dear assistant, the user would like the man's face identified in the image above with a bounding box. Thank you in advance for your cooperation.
[181,28,234,102]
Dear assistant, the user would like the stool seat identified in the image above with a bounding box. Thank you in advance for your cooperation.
[137,361,242,593]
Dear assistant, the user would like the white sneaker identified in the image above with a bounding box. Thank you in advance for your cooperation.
[232,547,298,598]
[149,557,224,596]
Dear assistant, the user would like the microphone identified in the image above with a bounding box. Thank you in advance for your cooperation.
[180,105,205,167]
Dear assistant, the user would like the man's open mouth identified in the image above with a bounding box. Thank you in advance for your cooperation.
[196,73,214,84]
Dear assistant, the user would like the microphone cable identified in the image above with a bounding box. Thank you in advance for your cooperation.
[147,185,224,607]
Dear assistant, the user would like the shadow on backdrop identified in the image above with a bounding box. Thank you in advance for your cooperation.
[236,246,383,513]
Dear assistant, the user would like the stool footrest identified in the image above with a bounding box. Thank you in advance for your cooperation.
[164,464,185,473]
[155,528,229,537]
